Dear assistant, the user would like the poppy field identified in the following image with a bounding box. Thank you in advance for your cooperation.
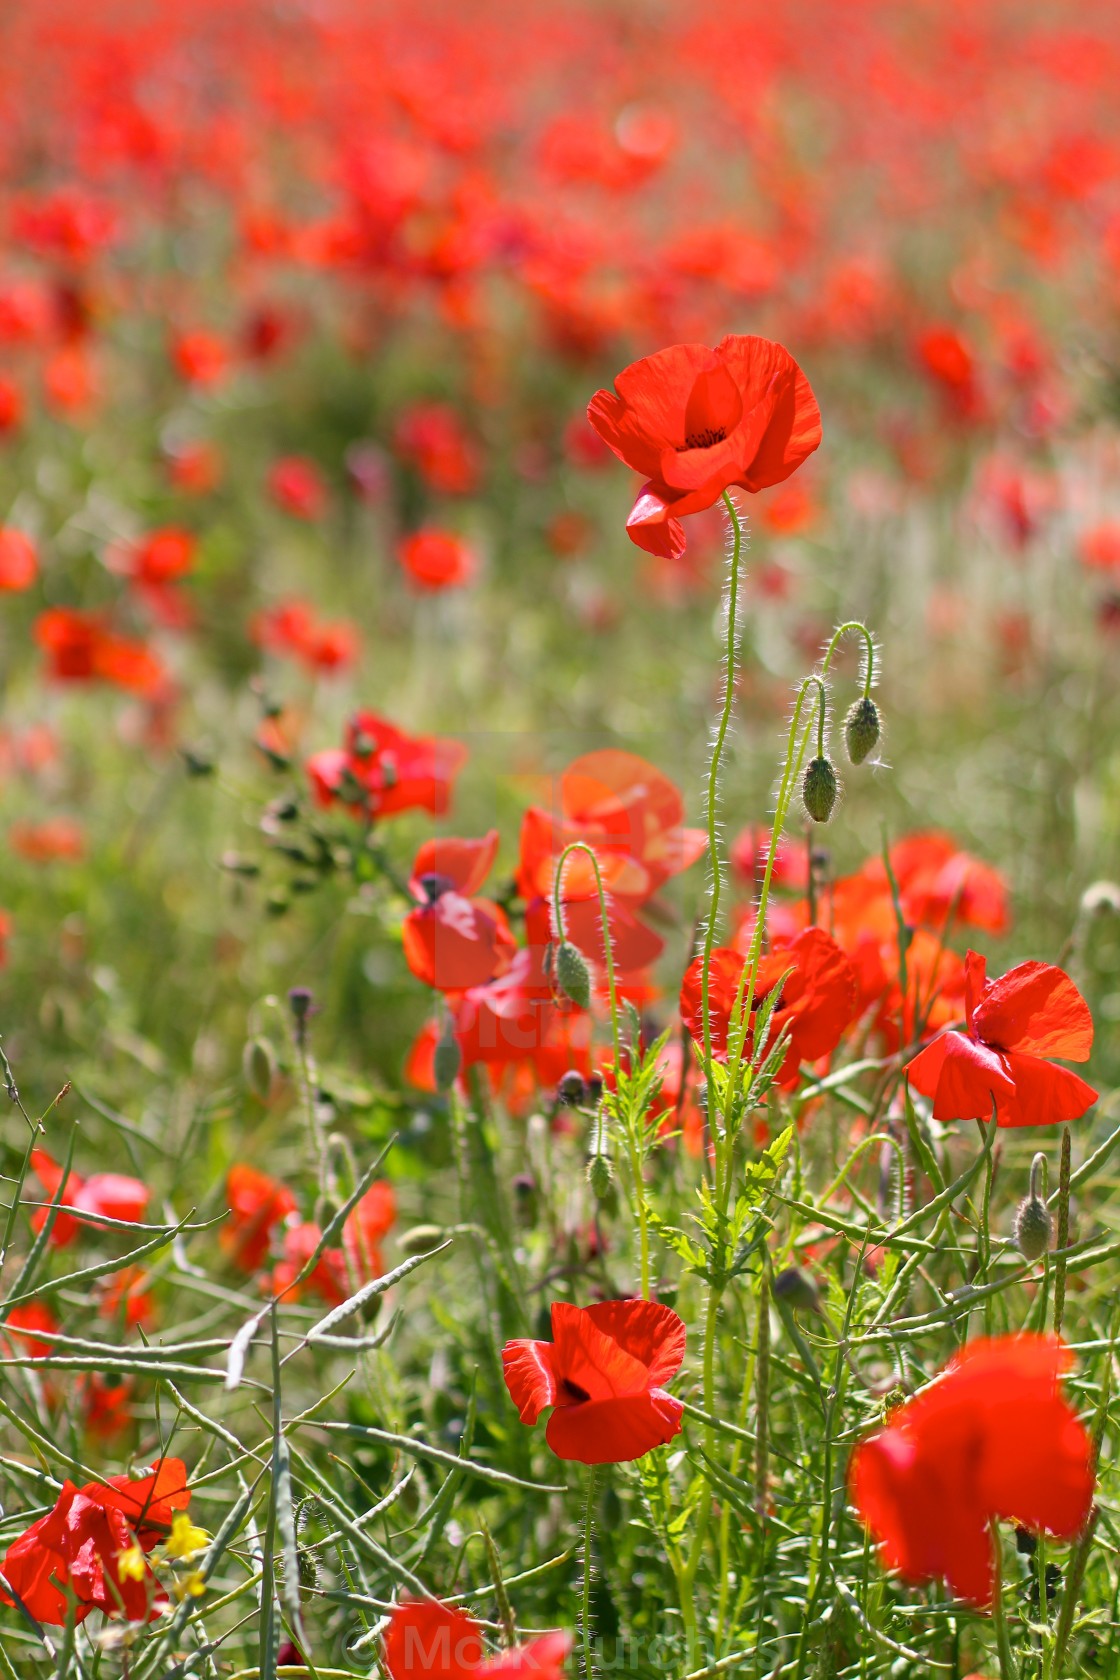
[3,1,1120,1675]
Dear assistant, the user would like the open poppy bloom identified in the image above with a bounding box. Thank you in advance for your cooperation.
[29,1149,149,1248]
[383,1599,570,1679]
[849,1335,1093,1606]
[502,1299,686,1464]
[402,831,517,992]
[587,336,821,558]
[397,530,477,592]
[0,527,37,591]
[905,950,1097,1127]
[306,711,467,821]
[221,1164,298,1272]
[680,926,857,1084]
[0,1458,191,1625]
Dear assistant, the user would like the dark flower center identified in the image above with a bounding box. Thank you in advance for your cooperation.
[682,426,727,450]
[559,1377,591,1405]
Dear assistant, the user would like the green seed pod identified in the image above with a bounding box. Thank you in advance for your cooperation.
[844,696,881,765]
[433,1025,462,1092]
[398,1223,446,1256]
[242,1037,276,1103]
[802,756,839,823]
[1016,1152,1052,1261]
[555,940,591,1010]
[587,1152,614,1201]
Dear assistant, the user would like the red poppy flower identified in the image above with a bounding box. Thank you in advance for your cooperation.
[905,951,1097,1127]
[9,817,85,863]
[0,375,24,437]
[171,329,229,387]
[0,528,37,591]
[680,927,857,1084]
[221,1165,298,1272]
[268,455,327,520]
[342,1181,397,1281]
[729,825,808,891]
[306,712,467,821]
[0,1458,190,1626]
[3,1301,59,1358]
[403,830,517,992]
[886,832,1009,935]
[253,598,360,674]
[384,1599,570,1679]
[29,1149,149,1248]
[269,1221,348,1305]
[397,530,477,592]
[502,1299,686,1464]
[587,336,821,558]
[849,1335,1093,1606]
[394,402,479,494]
[1079,521,1120,573]
[35,609,165,695]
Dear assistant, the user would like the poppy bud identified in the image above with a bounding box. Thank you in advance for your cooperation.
[1015,1152,1052,1262]
[554,941,591,1010]
[433,1024,462,1092]
[557,1070,587,1107]
[242,1037,275,1103]
[398,1224,445,1256]
[587,1152,614,1202]
[844,696,881,765]
[288,987,314,1026]
[802,756,839,823]
[772,1266,821,1314]
[512,1172,538,1227]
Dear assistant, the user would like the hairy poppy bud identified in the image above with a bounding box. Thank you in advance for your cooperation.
[772,1265,821,1314]
[844,696,880,765]
[802,756,839,823]
[433,1024,462,1092]
[555,941,591,1010]
[587,1152,614,1201]
[513,1172,538,1227]
[1015,1152,1052,1261]
[398,1223,445,1256]
[242,1037,275,1102]
[557,1070,587,1107]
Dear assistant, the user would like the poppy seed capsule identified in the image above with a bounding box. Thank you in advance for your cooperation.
[242,1037,275,1103]
[555,941,591,1010]
[398,1224,445,1256]
[844,696,880,765]
[802,756,839,823]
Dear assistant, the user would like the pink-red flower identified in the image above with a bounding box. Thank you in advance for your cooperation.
[502,1299,685,1464]
[905,951,1097,1127]
[587,336,821,559]
[849,1335,1093,1606]
[29,1149,149,1248]
[383,1599,569,1679]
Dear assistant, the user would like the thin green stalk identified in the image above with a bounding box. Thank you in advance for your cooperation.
[582,1465,597,1680]
[1054,1126,1072,1337]
[990,1522,1019,1680]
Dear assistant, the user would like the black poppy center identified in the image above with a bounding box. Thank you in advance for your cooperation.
[559,1377,591,1404]
[683,426,727,450]
[417,872,455,904]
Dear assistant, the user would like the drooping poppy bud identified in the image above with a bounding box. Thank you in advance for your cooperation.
[802,756,839,823]
[587,1152,614,1202]
[1015,1153,1053,1261]
[554,940,591,1009]
[844,696,881,765]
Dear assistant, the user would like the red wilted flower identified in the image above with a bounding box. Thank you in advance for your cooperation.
[384,1599,570,1680]
[0,1458,190,1626]
[502,1299,686,1464]
[680,927,857,1084]
[268,455,327,520]
[403,831,517,991]
[394,402,479,494]
[35,608,165,695]
[222,1165,298,1271]
[906,950,1096,1127]
[29,1149,149,1248]
[306,711,466,821]
[0,528,37,591]
[171,329,229,387]
[587,336,821,559]
[397,530,477,592]
[849,1335,1093,1606]
[9,818,85,864]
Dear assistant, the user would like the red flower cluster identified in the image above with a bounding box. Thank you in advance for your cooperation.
[222,1165,396,1305]
[0,1458,191,1625]
[306,711,467,821]
[252,599,361,674]
[503,1299,686,1464]
[906,950,1097,1128]
[850,1336,1094,1606]
[587,336,821,559]
[383,1600,569,1679]
[35,608,166,695]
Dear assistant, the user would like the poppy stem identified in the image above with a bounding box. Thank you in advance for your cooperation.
[989,1520,1020,1680]
[821,619,876,698]
[581,1464,597,1680]
[1055,1126,1072,1337]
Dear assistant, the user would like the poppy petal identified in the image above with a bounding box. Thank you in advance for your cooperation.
[995,1053,1097,1128]
[544,1389,683,1464]
[581,1298,687,1385]
[549,1301,651,1400]
[972,961,1094,1060]
[625,486,687,559]
[905,1031,1015,1121]
[501,1338,559,1424]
